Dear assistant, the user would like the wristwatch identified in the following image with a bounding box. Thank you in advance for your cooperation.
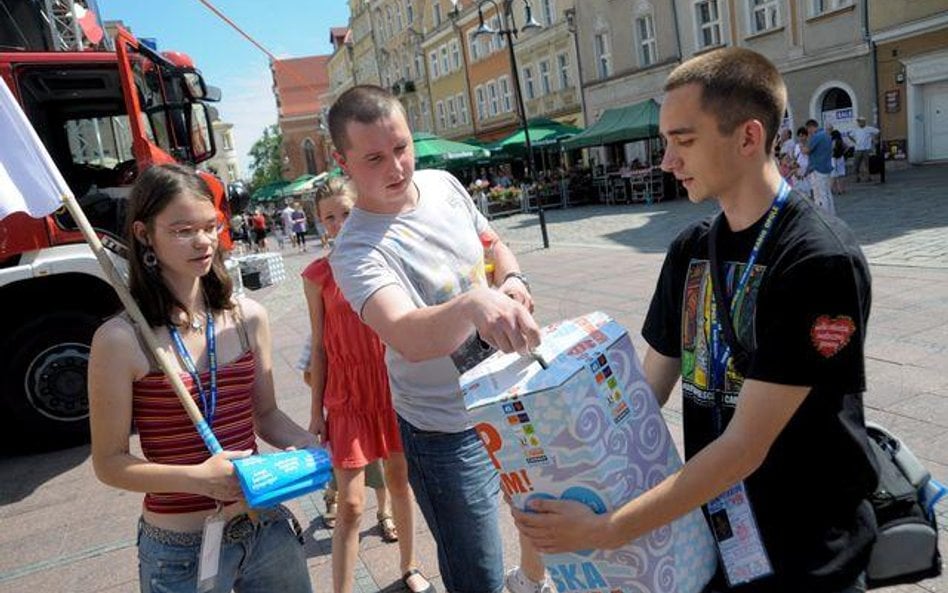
[503,271,531,294]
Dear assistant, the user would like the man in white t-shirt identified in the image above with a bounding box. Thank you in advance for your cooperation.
[847,117,879,183]
[328,85,545,593]
[280,201,296,247]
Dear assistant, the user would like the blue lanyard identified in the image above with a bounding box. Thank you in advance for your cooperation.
[710,180,790,389]
[168,311,217,428]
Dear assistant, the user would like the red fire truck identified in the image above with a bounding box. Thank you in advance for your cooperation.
[0,26,232,450]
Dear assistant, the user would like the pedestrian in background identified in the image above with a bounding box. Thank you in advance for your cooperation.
[251,208,268,252]
[292,201,308,252]
[88,163,316,593]
[830,129,848,195]
[803,119,836,215]
[848,117,880,183]
[281,201,298,249]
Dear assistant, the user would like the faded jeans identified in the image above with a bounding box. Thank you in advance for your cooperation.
[137,506,312,593]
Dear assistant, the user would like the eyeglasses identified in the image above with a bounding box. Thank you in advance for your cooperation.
[163,222,224,242]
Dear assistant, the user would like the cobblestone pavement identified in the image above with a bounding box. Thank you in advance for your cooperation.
[0,165,945,593]
[491,164,948,269]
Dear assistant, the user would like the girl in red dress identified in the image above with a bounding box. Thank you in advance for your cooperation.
[302,178,433,593]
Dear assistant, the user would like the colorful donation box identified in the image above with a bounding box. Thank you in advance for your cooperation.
[462,312,717,593]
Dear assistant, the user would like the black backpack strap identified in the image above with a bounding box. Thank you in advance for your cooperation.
[708,214,751,375]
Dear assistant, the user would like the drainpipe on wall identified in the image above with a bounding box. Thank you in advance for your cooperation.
[863,0,884,182]
[670,0,684,62]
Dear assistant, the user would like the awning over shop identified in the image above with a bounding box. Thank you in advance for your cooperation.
[284,173,321,195]
[413,132,491,168]
[251,180,291,203]
[561,99,661,150]
[490,117,583,153]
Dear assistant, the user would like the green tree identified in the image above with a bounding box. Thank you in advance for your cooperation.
[247,124,284,190]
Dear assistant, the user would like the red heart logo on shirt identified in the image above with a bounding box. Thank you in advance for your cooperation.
[810,315,856,358]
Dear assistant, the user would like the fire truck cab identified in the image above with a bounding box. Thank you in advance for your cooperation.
[0,27,227,450]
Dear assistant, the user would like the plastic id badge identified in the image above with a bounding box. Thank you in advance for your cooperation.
[197,510,225,592]
[707,481,773,587]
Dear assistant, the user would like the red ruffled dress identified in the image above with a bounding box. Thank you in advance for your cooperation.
[302,257,403,468]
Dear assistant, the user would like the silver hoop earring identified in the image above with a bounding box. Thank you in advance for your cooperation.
[142,247,158,268]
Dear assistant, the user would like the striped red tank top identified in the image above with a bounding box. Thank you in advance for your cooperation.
[132,350,258,513]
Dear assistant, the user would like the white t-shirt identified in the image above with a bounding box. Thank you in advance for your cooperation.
[330,169,492,432]
[280,206,294,232]
[848,126,879,151]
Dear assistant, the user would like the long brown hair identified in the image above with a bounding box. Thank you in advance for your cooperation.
[125,163,234,327]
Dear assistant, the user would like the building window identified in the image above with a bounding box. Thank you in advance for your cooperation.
[440,45,450,74]
[396,4,403,30]
[749,0,780,33]
[594,33,611,79]
[430,51,439,78]
[421,97,430,131]
[468,30,481,61]
[450,40,461,71]
[695,0,723,49]
[539,60,551,95]
[457,93,469,124]
[557,53,570,89]
[488,81,499,116]
[227,163,238,181]
[406,1,414,24]
[414,53,423,79]
[523,65,536,100]
[386,6,393,38]
[476,86,487,120]
[636,14,657,67]
[222,131,233,150]
[499,76,512,112]
[540,0,556,26]
[436,101,446,130]
[809,0,853,16]
[302,139,317,175]
[433,2,442,27]
[447,96,458,126]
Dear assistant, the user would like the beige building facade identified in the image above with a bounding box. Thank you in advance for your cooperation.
[205,120,242,184]
[577,0,874,147]
[870,0,948,163]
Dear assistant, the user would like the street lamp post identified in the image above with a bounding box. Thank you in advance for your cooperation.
[564,8,588,127]
[473,0,549,249]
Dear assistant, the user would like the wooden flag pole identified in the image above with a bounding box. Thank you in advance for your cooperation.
[60,192,224,455]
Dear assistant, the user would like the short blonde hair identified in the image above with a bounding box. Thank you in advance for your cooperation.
[315,176,356,218]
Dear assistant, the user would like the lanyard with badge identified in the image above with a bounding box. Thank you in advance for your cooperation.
[168,311,225,592]
[705,180,790,588]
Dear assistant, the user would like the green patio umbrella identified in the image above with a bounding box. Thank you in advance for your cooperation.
[491,118,583,154]
[413,132,491,168]
[251,180,291,203]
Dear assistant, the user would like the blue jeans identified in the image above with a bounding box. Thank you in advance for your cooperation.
[137,507,312,593]
[398,415,504,593]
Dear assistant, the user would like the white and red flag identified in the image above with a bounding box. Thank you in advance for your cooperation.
[0,78,71,219]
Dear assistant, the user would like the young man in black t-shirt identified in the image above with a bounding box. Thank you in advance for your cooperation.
[513,48,879,593]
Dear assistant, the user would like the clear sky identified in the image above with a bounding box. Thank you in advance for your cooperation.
[96,0,352,175]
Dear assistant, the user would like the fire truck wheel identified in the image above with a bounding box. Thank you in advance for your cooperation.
[3,312,101,451]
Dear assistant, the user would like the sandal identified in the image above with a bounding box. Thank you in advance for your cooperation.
[402,568,436,593]
[322,490,337,529]
[378,511,399,542]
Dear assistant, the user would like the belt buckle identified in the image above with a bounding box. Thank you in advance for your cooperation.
[224,514,255,543]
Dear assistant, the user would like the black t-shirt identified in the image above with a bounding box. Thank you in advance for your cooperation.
[643,193,879,593]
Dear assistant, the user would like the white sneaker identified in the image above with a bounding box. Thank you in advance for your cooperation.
[505,567,554,593]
